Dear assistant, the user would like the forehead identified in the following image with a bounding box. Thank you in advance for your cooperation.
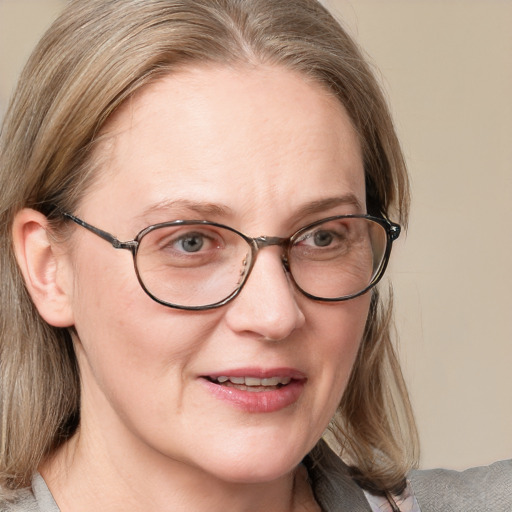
[85,64,365,231]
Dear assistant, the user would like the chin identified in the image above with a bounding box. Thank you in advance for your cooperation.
[191,434,314,485]
[209,458,298,485]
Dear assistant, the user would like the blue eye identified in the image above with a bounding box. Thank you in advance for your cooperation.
[177,233,205,253]
[296,228,345,249]
[312,230,334,247]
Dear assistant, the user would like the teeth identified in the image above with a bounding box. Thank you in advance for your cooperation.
[262,377,291,386]
[213,376,292,386]
[245,377,262,386]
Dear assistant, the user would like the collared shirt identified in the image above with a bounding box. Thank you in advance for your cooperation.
[3,440,511,511]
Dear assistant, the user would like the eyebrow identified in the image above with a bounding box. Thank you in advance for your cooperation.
[136,199,234,222]
[297,194,364,216]
[136,194,363,223]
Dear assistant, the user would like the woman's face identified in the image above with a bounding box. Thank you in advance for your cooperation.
[63,65,370,484]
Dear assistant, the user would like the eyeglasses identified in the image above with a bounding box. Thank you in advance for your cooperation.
[62,212,400,310]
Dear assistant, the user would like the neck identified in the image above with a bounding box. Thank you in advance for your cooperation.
[40,430,319,512]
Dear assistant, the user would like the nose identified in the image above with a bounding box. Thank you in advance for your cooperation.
[223,247,306,341]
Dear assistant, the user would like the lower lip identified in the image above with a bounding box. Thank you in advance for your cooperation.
[201,378,305,413]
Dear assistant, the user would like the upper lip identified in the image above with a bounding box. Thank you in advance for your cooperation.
[203,368,306,380]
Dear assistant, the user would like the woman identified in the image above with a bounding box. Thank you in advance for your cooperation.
[1,1,509,511]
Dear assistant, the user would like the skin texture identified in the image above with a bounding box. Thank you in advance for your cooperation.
[15,65,370,511]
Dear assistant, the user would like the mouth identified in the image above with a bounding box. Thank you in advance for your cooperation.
[205,375,293,392]
[201,370,306,412]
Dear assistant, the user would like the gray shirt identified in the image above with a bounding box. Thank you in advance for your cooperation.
[2,441,511,511]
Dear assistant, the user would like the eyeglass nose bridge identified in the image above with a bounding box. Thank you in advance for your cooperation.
[253,235,288,248]
[250,235,292,273]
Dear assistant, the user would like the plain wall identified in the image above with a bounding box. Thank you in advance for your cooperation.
[1,0,511,470]
[325,0,512,470]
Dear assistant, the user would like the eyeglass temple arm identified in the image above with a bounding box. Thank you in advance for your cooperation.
[62,212,137,251]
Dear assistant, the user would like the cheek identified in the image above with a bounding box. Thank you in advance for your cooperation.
[69,249,218,410]
[305,293,370,418]
[312,292,369,362]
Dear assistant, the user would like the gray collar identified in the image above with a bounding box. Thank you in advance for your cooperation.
[304,440,372,512]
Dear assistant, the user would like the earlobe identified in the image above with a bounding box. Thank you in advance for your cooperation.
[12,208,75,327]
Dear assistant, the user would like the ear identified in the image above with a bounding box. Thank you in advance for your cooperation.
[12,208,75,327]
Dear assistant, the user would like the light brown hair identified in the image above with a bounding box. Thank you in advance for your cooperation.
[0,0,417,495]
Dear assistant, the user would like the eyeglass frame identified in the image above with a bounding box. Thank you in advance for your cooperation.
[60,211,401,311]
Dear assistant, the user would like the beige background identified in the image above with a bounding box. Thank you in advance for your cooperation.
[1,0,511,470]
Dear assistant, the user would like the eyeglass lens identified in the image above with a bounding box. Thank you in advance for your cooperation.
[134,217,388,309]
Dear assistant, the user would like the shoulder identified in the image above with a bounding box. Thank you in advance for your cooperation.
[0,487,39,512]
[409,459,512,512]
[0,474,59,512]
[305,441,422,512]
